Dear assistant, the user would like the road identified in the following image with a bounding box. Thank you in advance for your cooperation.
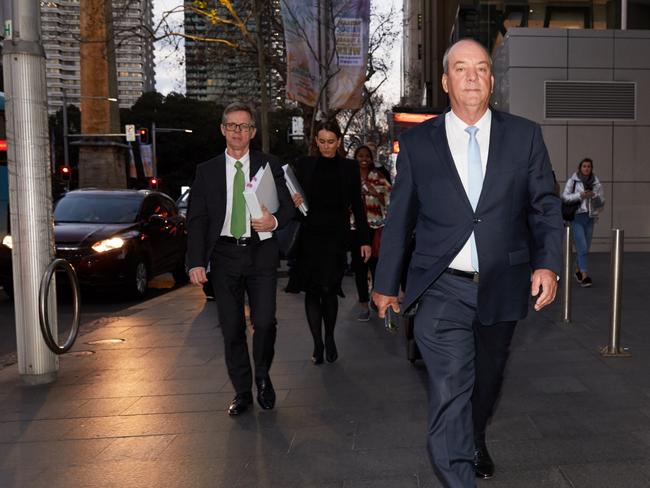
[0,274,185,366]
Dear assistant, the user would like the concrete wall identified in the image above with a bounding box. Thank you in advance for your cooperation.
[492,28,650,251]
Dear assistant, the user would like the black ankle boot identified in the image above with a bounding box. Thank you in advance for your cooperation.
[312,345,324,365]
[325,335,338,363]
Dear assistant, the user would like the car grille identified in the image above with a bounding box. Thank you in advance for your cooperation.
[56,246,88,261]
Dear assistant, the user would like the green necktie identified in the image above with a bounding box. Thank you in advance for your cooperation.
[230,160,246,239]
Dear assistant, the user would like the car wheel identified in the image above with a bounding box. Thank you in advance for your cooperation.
[172,259,189,285]
[127,260,149,299]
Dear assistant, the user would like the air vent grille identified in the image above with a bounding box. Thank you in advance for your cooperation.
[544,81,636,120]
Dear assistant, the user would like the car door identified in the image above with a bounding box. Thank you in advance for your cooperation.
[158,195,186,271]
[139,195,169,275]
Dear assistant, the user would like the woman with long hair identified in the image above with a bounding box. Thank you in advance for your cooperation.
[351,145,392,321]
[562,158,605,287]
[287,119,371,364]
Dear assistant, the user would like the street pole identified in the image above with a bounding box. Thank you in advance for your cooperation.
[62,88,69,168]
[2,0,58,384]
[254,0,270,153]
[152,120,157,177]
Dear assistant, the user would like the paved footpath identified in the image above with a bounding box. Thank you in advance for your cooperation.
[0,253,649,488]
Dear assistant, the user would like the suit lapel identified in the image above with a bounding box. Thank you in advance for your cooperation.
[249,150,263,181]
[476,110,505,210]
[429,113,472,210]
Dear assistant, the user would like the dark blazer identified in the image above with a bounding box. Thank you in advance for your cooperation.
[185,150,294,269]
[374,109,563,324]
[294,155,371,250]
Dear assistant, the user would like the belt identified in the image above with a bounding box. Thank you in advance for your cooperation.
[445,268,480,284]
[218,236,252,247]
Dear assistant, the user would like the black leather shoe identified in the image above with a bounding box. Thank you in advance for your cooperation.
[474,445,495,479]
[311,347,324,365]
[255,377,276,410]
[228,392,253,416]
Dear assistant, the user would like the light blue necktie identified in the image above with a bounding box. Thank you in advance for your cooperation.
[465,126,482,272]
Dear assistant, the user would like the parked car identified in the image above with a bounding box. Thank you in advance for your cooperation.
[0,189,188,299]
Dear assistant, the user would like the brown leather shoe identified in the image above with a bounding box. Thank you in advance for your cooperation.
[474,445,495,479]
[228,392,253,416]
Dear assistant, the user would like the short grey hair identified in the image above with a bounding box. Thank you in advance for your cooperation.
[221,102,256,126]
[442,39,492,74]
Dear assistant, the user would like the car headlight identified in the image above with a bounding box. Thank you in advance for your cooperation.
[2,235,12,249]
[92,237,125,253]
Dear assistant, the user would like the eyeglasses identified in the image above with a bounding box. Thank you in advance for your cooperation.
[223,122,255,132]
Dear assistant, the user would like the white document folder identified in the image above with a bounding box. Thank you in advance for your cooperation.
[243,163,279,241]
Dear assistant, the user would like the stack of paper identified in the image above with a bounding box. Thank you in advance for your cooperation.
[244,164,279,241]
[282,164,308,216]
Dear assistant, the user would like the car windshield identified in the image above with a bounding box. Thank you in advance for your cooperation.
[54,194,142,224]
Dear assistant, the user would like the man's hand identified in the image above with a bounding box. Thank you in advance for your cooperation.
[581,190,594,199]
[189,267,208,286]
[251,206,277,232]
[361,245,372,263]
[372,291,400,318]
[291,193,304,208]
[531,268,558,311]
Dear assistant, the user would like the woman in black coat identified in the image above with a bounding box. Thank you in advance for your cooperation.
[287,119,371,364]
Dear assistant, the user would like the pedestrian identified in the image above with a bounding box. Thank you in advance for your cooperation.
[562,158,605,288]
[372,39,563,487]
[351,145,392,321]
[286,119,371,364]
[185,101,294,416]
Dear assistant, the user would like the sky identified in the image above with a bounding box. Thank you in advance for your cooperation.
[153,0,402,107]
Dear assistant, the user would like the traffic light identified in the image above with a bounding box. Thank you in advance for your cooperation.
[148,176,159,189]
[138,128,149,144]
[60,165,71,181]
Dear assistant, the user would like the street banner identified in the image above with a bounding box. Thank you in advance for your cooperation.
[281,0,320,107]
[139,144,153,178]
[281,0,370,109]
[329,0,370,109]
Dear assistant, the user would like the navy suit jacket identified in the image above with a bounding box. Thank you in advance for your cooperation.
[185,150,294,270]
[374,109,563,325]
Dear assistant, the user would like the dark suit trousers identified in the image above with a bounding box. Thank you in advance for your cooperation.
[415,272,517,487]
[210,240,277,395]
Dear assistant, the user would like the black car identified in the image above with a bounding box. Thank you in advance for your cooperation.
[0,189,188,299]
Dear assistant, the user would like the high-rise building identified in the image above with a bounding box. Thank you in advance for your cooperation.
[183,0,284,108]
[41,0,155,113]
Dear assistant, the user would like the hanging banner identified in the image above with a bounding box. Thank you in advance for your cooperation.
[281,0,320,107]
[280,0,370,109]
[328,0,370,109]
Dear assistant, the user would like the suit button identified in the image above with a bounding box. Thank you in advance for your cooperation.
[473,218,482,223]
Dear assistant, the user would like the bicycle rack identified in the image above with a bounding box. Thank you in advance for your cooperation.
[39,258,81,354]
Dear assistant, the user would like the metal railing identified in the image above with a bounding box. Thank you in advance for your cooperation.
[39,258,81,354]
[561,225,572,323]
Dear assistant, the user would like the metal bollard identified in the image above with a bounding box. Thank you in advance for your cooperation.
[561,224,572,323]
[600,229,631,357]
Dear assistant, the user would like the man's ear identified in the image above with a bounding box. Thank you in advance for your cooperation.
[441,74,449,94]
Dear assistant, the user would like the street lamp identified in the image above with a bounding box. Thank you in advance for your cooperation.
[151,122,193,177]
[61,89,118,168]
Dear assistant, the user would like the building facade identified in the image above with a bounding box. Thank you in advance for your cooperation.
[41,0,155,113]
[183,0,284,108]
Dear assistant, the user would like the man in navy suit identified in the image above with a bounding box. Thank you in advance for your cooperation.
[373,39,562,486]
[186,102,294,416]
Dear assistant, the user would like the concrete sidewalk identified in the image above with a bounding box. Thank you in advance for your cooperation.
[0,253,649,487]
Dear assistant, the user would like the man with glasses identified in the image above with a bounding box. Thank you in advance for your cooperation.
[186,102,294,416]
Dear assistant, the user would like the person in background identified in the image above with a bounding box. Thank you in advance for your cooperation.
[562,158,605,288]
[351,145,392,321]
[287,119,371,364]
[186,102,294,416]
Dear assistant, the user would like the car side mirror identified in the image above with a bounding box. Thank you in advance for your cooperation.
[148,214,165,226]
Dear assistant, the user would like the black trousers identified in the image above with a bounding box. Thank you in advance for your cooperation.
[350,228,377,303]
[414,272,515,487]
[210,240,278,395]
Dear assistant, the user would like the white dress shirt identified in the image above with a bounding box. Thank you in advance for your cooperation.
[446,109,491,273]
[221,150,251,238]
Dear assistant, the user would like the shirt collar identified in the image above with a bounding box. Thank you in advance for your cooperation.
[448,108,491,134]
[225,150,250,166]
